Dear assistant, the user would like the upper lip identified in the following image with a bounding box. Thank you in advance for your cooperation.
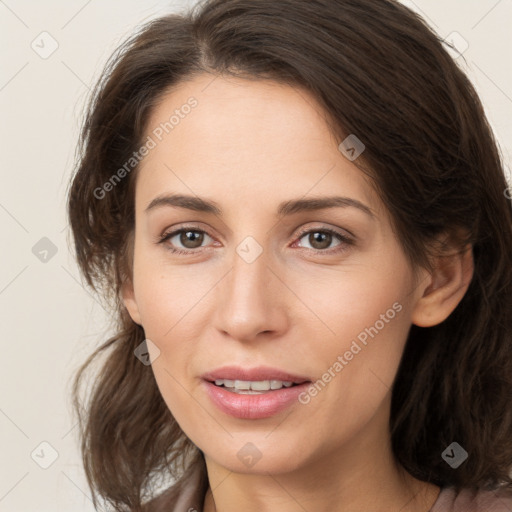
[202,366,311,384]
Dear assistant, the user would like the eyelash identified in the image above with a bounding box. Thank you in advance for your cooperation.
[156,224,354,256]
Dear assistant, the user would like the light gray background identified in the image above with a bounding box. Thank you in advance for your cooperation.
[1,1,511,510]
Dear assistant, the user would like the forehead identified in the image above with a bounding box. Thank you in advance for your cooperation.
[135,74,380,218]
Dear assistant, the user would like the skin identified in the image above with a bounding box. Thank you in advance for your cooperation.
[123,74,474,512]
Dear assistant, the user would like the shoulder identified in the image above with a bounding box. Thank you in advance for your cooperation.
[142,462,208,512]
[431,485,512,512]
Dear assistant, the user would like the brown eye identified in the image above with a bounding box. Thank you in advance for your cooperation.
[178,230,205,249]
[306,231,333,250]
[294,227,353,254]
[158,227,214,254]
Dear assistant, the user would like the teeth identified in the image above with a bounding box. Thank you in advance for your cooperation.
[214,379,295,392]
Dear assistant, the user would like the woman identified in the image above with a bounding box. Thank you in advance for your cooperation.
[67,0,512,510]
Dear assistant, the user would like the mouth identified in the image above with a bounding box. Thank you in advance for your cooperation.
[208,378,304,394]
[201,366,311,391]
[201,366,312,419]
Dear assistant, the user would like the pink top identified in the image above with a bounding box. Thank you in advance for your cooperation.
[430,486,512,511]
[143,464,512,511]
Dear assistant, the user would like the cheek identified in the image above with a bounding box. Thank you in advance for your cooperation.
[294,258,411,348]
[295,261,412,412]
[135,272,202,424]
[133,262,210,338]
[135,276,200,378]
[132,261,213,391]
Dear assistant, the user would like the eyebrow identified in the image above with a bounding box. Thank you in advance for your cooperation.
[144,193,375,219]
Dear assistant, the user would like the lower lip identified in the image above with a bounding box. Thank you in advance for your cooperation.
[203,380,310,419]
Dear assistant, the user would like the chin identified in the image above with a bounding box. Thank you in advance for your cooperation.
[206,444,310,476]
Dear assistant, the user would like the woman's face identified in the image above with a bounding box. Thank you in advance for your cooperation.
[123,74,428,475]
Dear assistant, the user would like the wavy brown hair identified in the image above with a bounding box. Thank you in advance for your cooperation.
[66,0,512,510]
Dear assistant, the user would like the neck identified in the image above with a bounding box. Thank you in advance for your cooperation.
[202,395,440,512]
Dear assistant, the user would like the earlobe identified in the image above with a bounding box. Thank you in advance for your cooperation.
[411,244,474,327]
[121,279,142,326]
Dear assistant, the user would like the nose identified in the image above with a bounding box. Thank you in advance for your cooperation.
[213,245,289,343]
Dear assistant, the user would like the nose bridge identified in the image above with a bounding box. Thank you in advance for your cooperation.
[231,243,268,303]
[214,241,286,341]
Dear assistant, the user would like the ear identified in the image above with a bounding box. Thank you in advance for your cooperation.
[121,278,142,326]
[411,241,474,327]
